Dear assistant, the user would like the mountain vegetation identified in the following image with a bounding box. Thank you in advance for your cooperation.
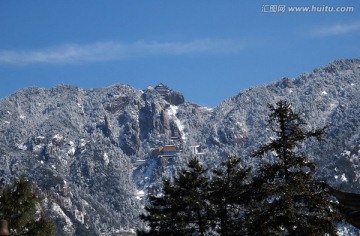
[0,59,359,234]
[0,177,55,235]
[139,100,342,235]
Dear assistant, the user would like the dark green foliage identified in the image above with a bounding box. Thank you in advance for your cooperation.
[139,158,213,235]
[139,156,252,235]
[248,100,339,235]
[0,177,55,236]
[209,156,251,236]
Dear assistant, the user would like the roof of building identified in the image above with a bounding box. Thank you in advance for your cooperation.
[162,145,177,152]
[152,145,178,157]
[154,83,170,95]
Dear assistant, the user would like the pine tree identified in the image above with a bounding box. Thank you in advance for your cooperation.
[209,156,251,236]
[139,158,212,235]
[0,177,55,236]
[247,100,339,235]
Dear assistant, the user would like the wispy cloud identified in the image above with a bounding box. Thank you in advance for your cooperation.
[311,22,360,37]
[0,39,246,65]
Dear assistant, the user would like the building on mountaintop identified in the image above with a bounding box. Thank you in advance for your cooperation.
[154,83,169,97]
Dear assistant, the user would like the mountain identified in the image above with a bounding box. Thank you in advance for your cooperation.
[0,58,359,234]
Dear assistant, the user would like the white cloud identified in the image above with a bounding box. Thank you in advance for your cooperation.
[0,39,246,65]
[311,22,360,37]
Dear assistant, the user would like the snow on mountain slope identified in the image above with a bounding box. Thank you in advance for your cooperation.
[0,59,360,234]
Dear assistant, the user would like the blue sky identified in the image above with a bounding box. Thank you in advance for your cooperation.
[0,1,359,107]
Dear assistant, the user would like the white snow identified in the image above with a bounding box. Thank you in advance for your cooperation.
[74,209,85,224]
[81,199,89,206]
[103,152,109,166]
[67,141,76,156]
[342,150,351,156]
[80,139,87,147]
[3,120,10,124]
[135,190,145,200]
[167,105,187,140]
[340,173,348,182]
[53,134,64,142]
[199,106,213,112]
[334,174,348,182]
[17,143,27,151]
[321,91,328,95]
[68,147,75,156]
[52,203,73,232]
[51,165,56,170]
[33,144,44,152]
[19,115,26,119]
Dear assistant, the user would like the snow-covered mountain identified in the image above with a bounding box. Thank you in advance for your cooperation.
[0,58,359,234]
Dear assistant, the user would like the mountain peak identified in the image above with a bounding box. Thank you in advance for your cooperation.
[153,83,185,105]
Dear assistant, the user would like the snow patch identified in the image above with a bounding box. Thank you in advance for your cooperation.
[17,143,27,151]
[335,173,348,182]
[341,173,348,182]
[80,139,87,147]
[67,141,76,156]
[321,91,328,95]
[53,134,64,143]
[75,209,85,224]
[103,152,109,166]
[167,105,187,140]
[19,115,26,119]
[342,150,351,156]
[135,190,145,200]
[33,144,44,153]
[52,203,73,233]
[199,106,213,112]
[68,147,75,156]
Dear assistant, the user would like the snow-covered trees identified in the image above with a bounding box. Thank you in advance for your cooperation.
[139,156,251,235]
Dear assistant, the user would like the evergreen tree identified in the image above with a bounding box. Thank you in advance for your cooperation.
[139,158,212,235]
[247,100,339,235]
[0,177,55,236]
[209,156,251,236]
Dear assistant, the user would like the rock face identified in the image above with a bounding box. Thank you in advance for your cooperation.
[1,59,360,234]
[0,83,204,235]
